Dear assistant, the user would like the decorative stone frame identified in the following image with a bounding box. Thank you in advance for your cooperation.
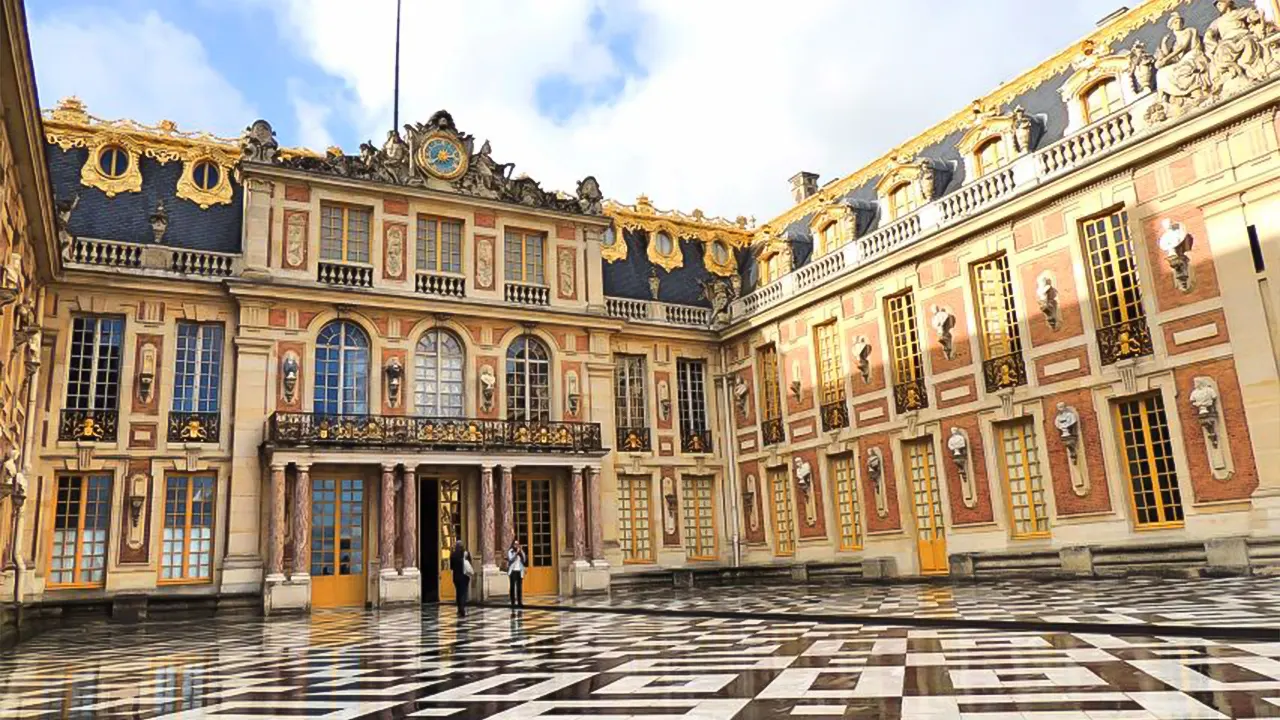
[807,201,857,256]
[702,234,737,277]
[1060,52,1145,134]
[956,113,1028,180]
[874,158,942,221]
[176,149,235,208]
[601,222,627,264]
[644,224,683,272]
[755,230,792,287]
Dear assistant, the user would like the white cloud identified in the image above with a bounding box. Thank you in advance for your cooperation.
[288,79,336,151]
[30,9,255,138]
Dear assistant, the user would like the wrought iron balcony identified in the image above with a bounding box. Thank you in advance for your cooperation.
[680,428,713,454]
[892,377,928,414]
[616,426,652,453]
[266,412,604,454]
[820,399,849,432]
[982,352,1028,393]
[59,409,119,442]
[1097,317,1153,366]
[168,412,221,443]
[761,417,785,447]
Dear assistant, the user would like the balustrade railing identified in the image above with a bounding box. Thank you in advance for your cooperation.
[892,378,928,415]
[318,261,374,288]
[416,272,466,298]
[171,249,236,277]
[168,412,221,443]
[616,426,652,453]
[982,352,1028,393]
[606,297,650,321]
[662,303,710,327]
[820,399,850,432]
[59,409,119,442]
[938,166,1017,223]
[1097,316,1154,366]
[679,428,713,454]
[1039,109,1135,177]
[761,417,786,447]
[71,238,142,268]
[505,281,550,306]
[267,412,605,453]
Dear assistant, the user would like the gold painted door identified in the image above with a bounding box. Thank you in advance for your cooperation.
[513,478,557,595]
[310,478,367,608]
[437,479,462,601]
[906,440,948,575]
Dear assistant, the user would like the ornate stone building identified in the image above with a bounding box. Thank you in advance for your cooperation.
[3,0,1280,621]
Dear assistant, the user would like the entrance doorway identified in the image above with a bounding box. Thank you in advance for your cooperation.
[513,477,557,595]
[906,439,948,575]
[310,477,367,608]
[418,476,463,602]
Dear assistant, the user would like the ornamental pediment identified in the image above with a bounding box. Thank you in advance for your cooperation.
[241,110,604,217]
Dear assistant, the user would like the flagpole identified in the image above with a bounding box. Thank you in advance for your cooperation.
[393,0,402,132]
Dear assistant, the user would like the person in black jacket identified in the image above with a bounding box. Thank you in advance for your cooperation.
[448,540,472,618]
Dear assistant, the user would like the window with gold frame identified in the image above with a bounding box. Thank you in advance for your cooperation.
[768,466,795,557]
[971,253,1026,390]
[319,203,371,263]
[888,182,919,220]
[819,222,845,255]
[49,474,112,587]
[504,228,546,284]
[1082,209,1151,364]
[161,474,216,582]
[416,215,464,273]
[758,345,783,422]
[974,136,1010,176]
[831,454,863,551]
[1115,394,1184,528]
[885,289,927,411]
[814,321,845,406]
[1082,77,1123,123]
[617,474,654,563]
[681,475,717,561]
[759,249,787,287]
[996,419,1050,539]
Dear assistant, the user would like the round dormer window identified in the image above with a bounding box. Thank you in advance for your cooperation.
[98,146,129,179]
[654,231,674,256]
[602,226,616,247]
[193,161,221,190]
[711,239,730,264]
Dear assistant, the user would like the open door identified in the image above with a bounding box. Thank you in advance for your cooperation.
[437,478,462,601]
[419,477,439,602]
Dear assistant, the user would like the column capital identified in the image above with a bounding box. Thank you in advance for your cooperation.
[270,463,286,473]
[294,463,311,473]
[382,463,399,473]
[501,465,514,477]
[402,465,417,476]
[571,465,585,475]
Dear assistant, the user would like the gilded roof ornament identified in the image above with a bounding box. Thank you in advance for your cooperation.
[604,194,753,249]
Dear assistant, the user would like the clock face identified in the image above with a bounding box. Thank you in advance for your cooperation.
[419,133,467,180]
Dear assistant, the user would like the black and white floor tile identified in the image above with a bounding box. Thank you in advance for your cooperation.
[3,602,1280,719]
[560,576,1280,628]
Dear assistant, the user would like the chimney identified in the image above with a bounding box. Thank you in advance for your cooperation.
[1096,7,1129,26]
[789,171,819,204]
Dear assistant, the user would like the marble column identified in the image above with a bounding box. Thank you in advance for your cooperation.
[380,464,397,576]
[571,466,587,562]
[267,464,286,579]
[587,466,606,564]
[500,465,515,551]
[401,466,417,572]
[480,466,496,569]
[291,464,311,577]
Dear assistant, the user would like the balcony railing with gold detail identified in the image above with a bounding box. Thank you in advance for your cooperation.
[892,378,928,414]
[761,417,785,447]
[982,353,1028,393]
[820,399,849,432]
[1097,317,1154,366]
[59,409,119,442]
[616,426,651,453]
[168,412,221,443]
[266,412,604,454]
[680,428,713,454]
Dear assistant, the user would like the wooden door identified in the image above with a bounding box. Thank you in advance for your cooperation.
[513,478,557,595]
[310,478,367,608]
[906,440,948,575]
[437,478,462,601]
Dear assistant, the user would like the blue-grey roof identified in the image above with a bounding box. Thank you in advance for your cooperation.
[602,229,724,307]
[46,144,243,253]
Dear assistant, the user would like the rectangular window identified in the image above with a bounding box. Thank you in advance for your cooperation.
[971,254,1025,390]
[416,216,464,273]
[172,323,224,413]
[681,475,716,561]
[1116,394,1184,528]
[504,229,545,284]
[997,420,1050,538]
[831,454,863,551]
[676,358,708,438]
[758,345,783,422]
[50,474,111,586]
[769,467,795,557]
[161,475,216,582]
[614,355,648,429]
[319,204,371,263]
[66,316,125,412]
[617,475,653,563]
[886,290,927,411]
[814,322,845,405]
[761,251,785,286]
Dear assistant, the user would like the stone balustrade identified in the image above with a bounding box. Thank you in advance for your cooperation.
[415,271,466,298]
[604,296,712,328]
[505,281,551,306]
[318,261,374,288]
[170,249,238,278]
[71,238,143,268]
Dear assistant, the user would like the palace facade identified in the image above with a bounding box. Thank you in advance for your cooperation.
[2,0,1280,623]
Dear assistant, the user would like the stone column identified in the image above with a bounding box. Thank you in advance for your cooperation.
[224,335,274,593]
[480,465,496,569]
[291,464,311,578]
[401,466,417,572]
[380,464,397,576]
[500,465,515,550]
[571,466,587,563]
[267,464,286,580]
[588,466,606,565]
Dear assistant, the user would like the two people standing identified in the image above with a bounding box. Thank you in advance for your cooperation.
[448,538,528,617]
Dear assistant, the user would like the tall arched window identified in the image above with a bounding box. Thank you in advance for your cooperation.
[414,329,465,417]
[314,321,370,415]
[506,335,551,422]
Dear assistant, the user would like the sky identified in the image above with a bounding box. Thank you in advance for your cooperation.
[28,0,1131,223]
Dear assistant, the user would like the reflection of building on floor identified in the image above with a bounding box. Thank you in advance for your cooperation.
[3,0,1280,631]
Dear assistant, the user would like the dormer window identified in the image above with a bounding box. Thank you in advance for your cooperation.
[1082,77,1123,123]
[98,146,129,179]
[646,225,683,272]
[975,137,1009,176]
[808,200,857,256]
[820,223,840,254]
[888,182,919,220]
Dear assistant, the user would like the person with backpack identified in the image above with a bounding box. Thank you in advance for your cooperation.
[449,540,473,618]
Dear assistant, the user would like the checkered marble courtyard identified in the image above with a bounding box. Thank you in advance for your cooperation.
[4,578,1280,719]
